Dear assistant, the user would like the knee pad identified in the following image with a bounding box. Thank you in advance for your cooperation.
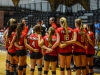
[60,67,64,71]
[23,64,27,68]
[10,64,15,67]
[89,65,93,69]
[44,70,48,74]
[52,71,56,74]
[8,61,10,64]
[6,60,9,63]
[37,64,42,74]
[81,66,86,70]
[76,66,81,70]
[18,66,23,71]
[66,68,71,71]
[30,69,35,72]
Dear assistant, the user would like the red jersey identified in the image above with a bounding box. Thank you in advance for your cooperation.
[86,31,95,55]
[56,27,73,53]
[51,23,57,29]
[15,32,26,50]
[43,35,57,56]
[8,32,16,53]
[73,28,86,53]
[28,33,42,54]
[23,26,29,34]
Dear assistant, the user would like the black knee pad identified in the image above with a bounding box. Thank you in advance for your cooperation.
[10,64,16,67]
[52,71,56,74]
[60,67,64,71]
[38,67,42,71]
[66,68,71,70]
[8,61,10,64]
[23,64,27,68]
[44,70,48,74]
[76,66,81,70]
[6,60,9,63]
[89,65,93,69]
[30,69,35,72]
[81,66,86,70]
[18,66,23,71]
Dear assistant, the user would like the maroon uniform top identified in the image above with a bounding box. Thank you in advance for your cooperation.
[86,31,95,55]
[43,35,57,56]
[56,27,73,53]
[8,32,16,53]
[73,28,86,53]
[28,33,42,54]
[15,32,26,50]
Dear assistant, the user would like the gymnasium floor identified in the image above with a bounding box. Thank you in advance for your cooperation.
[0,50,100,75]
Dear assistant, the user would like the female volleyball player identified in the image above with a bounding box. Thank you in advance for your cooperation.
[38,26,60,75]
[28,25,43,75]
[56,17,76,75]
[86,24,95,75]
[73,19,87,75]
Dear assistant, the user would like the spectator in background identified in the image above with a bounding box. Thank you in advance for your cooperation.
[94,21,100,49]
[41,20,47,36]
[27,25,34,36]
[36,19,46,37]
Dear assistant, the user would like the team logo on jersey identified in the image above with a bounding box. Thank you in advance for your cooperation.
[61,30,71,33]
[29,37,38,40]
[46,38,56,42]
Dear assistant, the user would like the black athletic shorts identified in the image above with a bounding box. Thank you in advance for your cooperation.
[73,52,86,56]
[8,52,16,57]
[86,54,94,58]
[30,52,42,59]
[44,54,58,62]
[16,50,27,56]
[59,52,72,56]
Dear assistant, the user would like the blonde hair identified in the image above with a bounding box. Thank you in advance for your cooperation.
[75,18,83,35]
[60,17,69,39]
[9,18,17,25]
[48,27,55,47]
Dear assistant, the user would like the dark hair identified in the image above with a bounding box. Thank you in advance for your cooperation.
[16,23,25,42]
[8,24,17,38]
[36,19,42,24]
[88,23,94,32]
[34,25,41,34]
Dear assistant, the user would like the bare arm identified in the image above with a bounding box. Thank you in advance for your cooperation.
[75,41,85,49]
[14,42,22,49]
[24,37,38,52]
[59,32,77,48]
[51,32,60,49]
[8,35,16,49]
[38,34,44,47]
[86,34,94,47]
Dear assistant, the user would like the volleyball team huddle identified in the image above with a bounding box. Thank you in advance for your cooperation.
[3,17,95,75]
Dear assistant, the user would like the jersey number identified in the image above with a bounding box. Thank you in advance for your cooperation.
[32,41,35,47]
[64,35,69,40]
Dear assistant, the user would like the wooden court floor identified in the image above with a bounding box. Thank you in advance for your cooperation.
[0,50,100,75]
